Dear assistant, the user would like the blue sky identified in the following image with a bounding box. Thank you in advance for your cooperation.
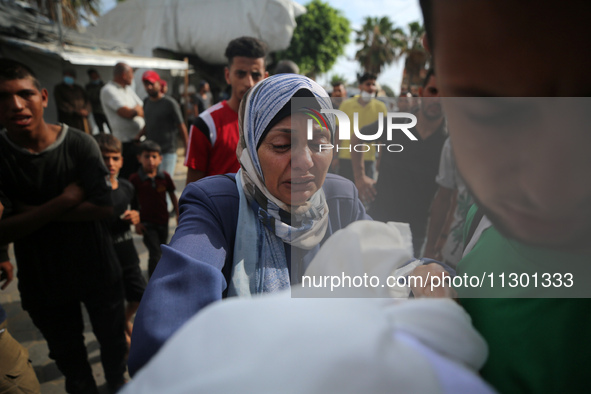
[99,0,423,94]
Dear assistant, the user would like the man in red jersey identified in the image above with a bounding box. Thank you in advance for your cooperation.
[184,36,268,185]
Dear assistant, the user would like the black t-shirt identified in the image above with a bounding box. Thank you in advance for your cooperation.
[0,125,121,306]
[370,119,447,239]
[110,178,136,237]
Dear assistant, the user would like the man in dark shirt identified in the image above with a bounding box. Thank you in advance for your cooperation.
[139,70,188,182]
[369,69,446,256]
[0,59,127,393]
[85,68,109,133]
[54,69,91,133]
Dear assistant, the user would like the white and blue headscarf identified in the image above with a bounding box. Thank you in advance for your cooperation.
[228,74,335,297]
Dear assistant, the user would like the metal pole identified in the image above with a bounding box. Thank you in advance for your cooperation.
[183,57,190,121]
[56,2,64,47]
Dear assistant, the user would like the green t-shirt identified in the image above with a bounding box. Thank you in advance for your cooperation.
[457,205,591,393]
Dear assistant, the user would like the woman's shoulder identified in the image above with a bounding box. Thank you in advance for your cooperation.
[322,173,359,201]
[176,174,240,244]
[182,174,240,209]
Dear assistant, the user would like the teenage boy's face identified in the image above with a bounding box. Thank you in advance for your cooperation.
[138,151,162,174]
[0,77,48,136]
[225,56,267,102]
[431,0,591,250]
[102,151,123,178]
[332,84,346,98]
[359,79,377,95]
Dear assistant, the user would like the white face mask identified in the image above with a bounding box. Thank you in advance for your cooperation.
[360,90,374,99]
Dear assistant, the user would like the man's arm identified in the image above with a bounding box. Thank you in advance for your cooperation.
[184,119,211,186]
[0,260,13,290]
[0,203,12,290]
[0,183,84,244]
[178,123,189,151]
[351,118,385,204]
[423,186,456,260]
[135,126,146,142]
[117,105,144,119]
[186,168,206,185]
[350,133,376,204]
[171,99,189,151]
[122,209,140,225]
[14,200,112,222]
[77,86,90,117]
[57,202,113,222]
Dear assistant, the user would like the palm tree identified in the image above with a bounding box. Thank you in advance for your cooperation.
[397,22,429,92]
[29,0,100,28]
[355,16,405,76]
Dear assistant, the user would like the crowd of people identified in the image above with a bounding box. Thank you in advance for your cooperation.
[0,0,590,392]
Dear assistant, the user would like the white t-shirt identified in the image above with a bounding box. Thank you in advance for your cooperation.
[100,81,145,142]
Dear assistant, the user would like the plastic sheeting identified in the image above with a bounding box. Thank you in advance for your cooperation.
[90,0,306,64]
[0,36,188,69]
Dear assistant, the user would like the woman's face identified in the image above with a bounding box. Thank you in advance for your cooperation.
[258,113,332,206]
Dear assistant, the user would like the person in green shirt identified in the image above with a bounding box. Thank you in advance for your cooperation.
[411,1,591,392]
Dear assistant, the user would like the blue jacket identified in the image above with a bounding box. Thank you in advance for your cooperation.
[129,173,369,375]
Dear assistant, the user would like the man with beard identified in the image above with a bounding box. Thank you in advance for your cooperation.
[140,70,188,181]
[184,36,268,185]
[369,69,446,256]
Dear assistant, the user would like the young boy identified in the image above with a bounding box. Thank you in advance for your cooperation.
[0,59,127,393]
[95,133,147,346]
[129,141,178,277]
[412,1,591,392]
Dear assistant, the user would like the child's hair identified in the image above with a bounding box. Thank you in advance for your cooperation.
[94,133,122,153]
[139,140,162,155]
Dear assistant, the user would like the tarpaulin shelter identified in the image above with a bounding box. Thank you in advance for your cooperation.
[90,0,305,99]
[90,0,306,65]
[0,1,188,123]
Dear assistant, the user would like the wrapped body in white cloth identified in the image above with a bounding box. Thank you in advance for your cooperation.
[122,221,494,394]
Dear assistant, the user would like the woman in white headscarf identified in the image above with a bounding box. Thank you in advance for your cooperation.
[129,74,370,375]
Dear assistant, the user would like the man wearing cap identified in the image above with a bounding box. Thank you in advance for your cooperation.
[101,63,145,179]
[139,70,188,182]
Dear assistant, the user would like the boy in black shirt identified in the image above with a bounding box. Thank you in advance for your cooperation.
[95,134,147,347]
[0,59,127,393]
